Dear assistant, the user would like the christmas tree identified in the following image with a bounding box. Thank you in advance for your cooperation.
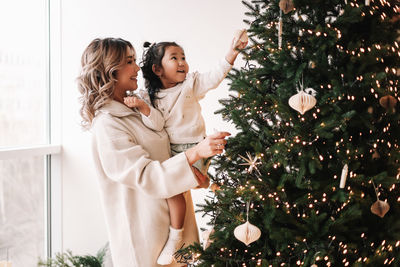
[181,0,400,266]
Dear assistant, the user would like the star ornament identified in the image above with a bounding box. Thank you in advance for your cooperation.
[239,152,261,175]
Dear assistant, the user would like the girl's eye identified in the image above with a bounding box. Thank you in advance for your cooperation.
[127,60,133,64]
[171,56,177,60]
[182,57,186,60]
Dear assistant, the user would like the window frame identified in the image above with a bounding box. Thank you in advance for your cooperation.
[0,0,62,259]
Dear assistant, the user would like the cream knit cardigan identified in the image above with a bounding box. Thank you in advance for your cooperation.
[91,100,199,267]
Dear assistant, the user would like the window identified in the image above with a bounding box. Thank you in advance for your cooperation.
[0,1,48,148]
[0,157,45,266]
[0,1,61,266]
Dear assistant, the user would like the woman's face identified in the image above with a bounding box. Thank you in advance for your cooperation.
[113,47,140,103]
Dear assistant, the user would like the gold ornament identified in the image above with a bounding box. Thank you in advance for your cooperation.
[372,149,380,159]
[379,95,397,113]
[371,200,390,218]
[234,221,261,246]
[210,183,221,192]
[279,0,295,14]
[367,106,373,114]
[288,90,317,115]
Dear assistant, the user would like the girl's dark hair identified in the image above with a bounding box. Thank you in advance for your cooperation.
[141,41,181,106]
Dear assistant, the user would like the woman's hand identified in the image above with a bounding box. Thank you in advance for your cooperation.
[185,131,231,165]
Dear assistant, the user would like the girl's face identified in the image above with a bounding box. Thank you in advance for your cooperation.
[155,46,189,89]
[114,47,140,103]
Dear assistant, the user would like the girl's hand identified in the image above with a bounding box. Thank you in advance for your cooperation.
[191,166,209,188]
[124,96,151,116]
[185,131,231,165]
[233,34,248,50]
[225,36,248,65]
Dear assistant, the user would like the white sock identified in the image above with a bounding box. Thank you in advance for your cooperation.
[157,226,183,265]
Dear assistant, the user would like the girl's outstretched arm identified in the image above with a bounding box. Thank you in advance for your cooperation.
[225,30,248,65]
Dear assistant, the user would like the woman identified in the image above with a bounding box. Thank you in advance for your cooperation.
[77,38,229,267]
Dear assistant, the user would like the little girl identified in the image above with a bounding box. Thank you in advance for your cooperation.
[124,32,247,265]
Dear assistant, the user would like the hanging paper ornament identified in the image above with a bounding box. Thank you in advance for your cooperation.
[365,0,370,6]
[379,95,397,113]
[370,179,390,218]
[288,90,317,114]
[371,200,390,218]
[202,227,215,250]
[339,164,348,189]
[234,202,261,246]
[279,0,294,14]
[234,221,261,246]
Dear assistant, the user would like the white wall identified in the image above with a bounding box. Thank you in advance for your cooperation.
[61,0,247,254]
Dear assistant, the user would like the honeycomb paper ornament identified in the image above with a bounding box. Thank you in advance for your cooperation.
[379,95,397,113]
[371,200,390,218]
[279,0,295,14]
[234,221,261,246]
[288,90,317,114]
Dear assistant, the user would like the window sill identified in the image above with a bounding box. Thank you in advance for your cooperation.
[0,144,61,160]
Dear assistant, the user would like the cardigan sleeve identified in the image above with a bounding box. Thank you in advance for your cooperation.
[92,116,198,199]
[140,107,165,132]
[192,59,233,100]
[138,89,165,132]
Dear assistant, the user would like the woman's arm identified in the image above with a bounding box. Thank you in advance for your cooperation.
[92,117,229,199]
[185,131,230,165]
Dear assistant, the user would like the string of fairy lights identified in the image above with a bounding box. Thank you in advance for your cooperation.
[184,0,400,266]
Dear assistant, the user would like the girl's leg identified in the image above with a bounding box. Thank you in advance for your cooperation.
[167,193,186,229]
[157,193,186,265]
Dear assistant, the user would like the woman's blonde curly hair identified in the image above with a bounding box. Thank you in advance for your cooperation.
[77,38,134,130]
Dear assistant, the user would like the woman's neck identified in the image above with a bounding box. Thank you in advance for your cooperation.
[113,95,124,104]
